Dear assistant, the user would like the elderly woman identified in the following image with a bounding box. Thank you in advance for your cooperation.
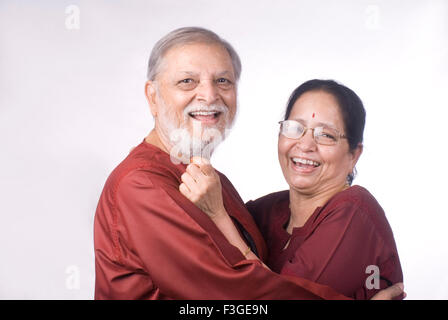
[180,79,403,299]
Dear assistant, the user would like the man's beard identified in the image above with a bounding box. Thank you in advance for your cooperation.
[156,97,235,164]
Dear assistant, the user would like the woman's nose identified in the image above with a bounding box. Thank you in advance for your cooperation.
[296,128,317,151]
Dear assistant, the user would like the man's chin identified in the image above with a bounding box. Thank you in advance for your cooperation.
[168,140,216,164]
[166,130,221,164]
[163,117,232,164]
[185,121,227,141]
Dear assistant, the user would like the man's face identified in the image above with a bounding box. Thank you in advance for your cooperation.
[147,42,237,161]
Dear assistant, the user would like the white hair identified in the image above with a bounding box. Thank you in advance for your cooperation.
[156,94,234,163]
[147,27,242,82]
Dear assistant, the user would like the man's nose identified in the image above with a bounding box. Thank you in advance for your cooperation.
[196,80,219,105]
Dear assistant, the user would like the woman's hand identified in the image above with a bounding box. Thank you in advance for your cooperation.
[179,157,270,267]
[179,157,226,219]
[371,283,406,300]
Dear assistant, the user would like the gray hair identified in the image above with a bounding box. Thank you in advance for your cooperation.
[147,27,242,82]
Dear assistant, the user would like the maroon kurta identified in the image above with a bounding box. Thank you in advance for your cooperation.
[246,186,403,299]
[94,140,348,300]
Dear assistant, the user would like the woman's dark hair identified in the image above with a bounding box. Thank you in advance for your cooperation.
[284,79,366,185]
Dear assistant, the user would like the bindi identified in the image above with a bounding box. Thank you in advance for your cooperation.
[312,112,315,118]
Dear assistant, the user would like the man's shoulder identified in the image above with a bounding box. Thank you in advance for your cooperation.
[102,141,183,197]
[215,170,241,195]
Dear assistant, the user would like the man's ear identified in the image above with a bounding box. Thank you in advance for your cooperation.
[145,81,158,117]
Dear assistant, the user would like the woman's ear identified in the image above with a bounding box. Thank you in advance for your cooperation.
[350,143,363,172]
[145,81,158,117]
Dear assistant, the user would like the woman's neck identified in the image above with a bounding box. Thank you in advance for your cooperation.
[287,183,348,234]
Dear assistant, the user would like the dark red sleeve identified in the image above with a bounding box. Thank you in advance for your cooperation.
[94,169,350,300]
[280,203,402,299]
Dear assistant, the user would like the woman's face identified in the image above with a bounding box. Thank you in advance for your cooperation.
[278,90,362,196]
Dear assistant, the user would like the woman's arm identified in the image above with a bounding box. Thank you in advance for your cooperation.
[179,158,265,265]
[179,158,405,299]
[281,200,402,299]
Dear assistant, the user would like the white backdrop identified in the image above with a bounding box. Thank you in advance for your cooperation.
[1,0,447,299]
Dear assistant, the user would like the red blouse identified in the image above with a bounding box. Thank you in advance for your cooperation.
[94,140,348,299]
[247,186,403,299]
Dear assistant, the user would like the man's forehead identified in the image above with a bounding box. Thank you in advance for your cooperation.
[160,43,234,71]
[176,70,234,77]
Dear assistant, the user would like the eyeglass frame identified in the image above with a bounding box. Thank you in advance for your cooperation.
[278,119,348,145]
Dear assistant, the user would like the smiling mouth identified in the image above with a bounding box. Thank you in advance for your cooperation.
[188,111,222,123]
[291,157,321,168]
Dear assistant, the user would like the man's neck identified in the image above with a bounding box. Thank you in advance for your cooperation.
[145,128,194,165]
[145,129,170,154]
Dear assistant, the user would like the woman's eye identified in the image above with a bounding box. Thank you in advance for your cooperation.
[180,78,194,84]
[322,132,336,140]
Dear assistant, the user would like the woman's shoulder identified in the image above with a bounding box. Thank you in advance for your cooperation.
[324,185,394,238]
[330,185,382,212]
[246,190,290,212]
[245,190,289,226]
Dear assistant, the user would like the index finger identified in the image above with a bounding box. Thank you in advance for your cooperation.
[190,156,210,166]
[200,163,215,176]
[190,157,214,176]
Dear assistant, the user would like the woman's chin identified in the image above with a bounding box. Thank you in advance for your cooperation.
[288,178,316,193]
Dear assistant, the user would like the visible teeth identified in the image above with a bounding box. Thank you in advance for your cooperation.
[292,157,320,167]
[190,111,218,116]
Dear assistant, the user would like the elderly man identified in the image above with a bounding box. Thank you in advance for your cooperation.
[94,27,402,300]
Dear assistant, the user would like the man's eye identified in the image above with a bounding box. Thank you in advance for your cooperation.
[216,78,233,88]
[177,78,197,89]
[179,78,194,84]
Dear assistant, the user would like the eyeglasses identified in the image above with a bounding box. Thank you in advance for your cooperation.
[278,120,348,146]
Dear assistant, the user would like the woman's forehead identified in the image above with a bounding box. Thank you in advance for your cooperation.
[289,92,344,127]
